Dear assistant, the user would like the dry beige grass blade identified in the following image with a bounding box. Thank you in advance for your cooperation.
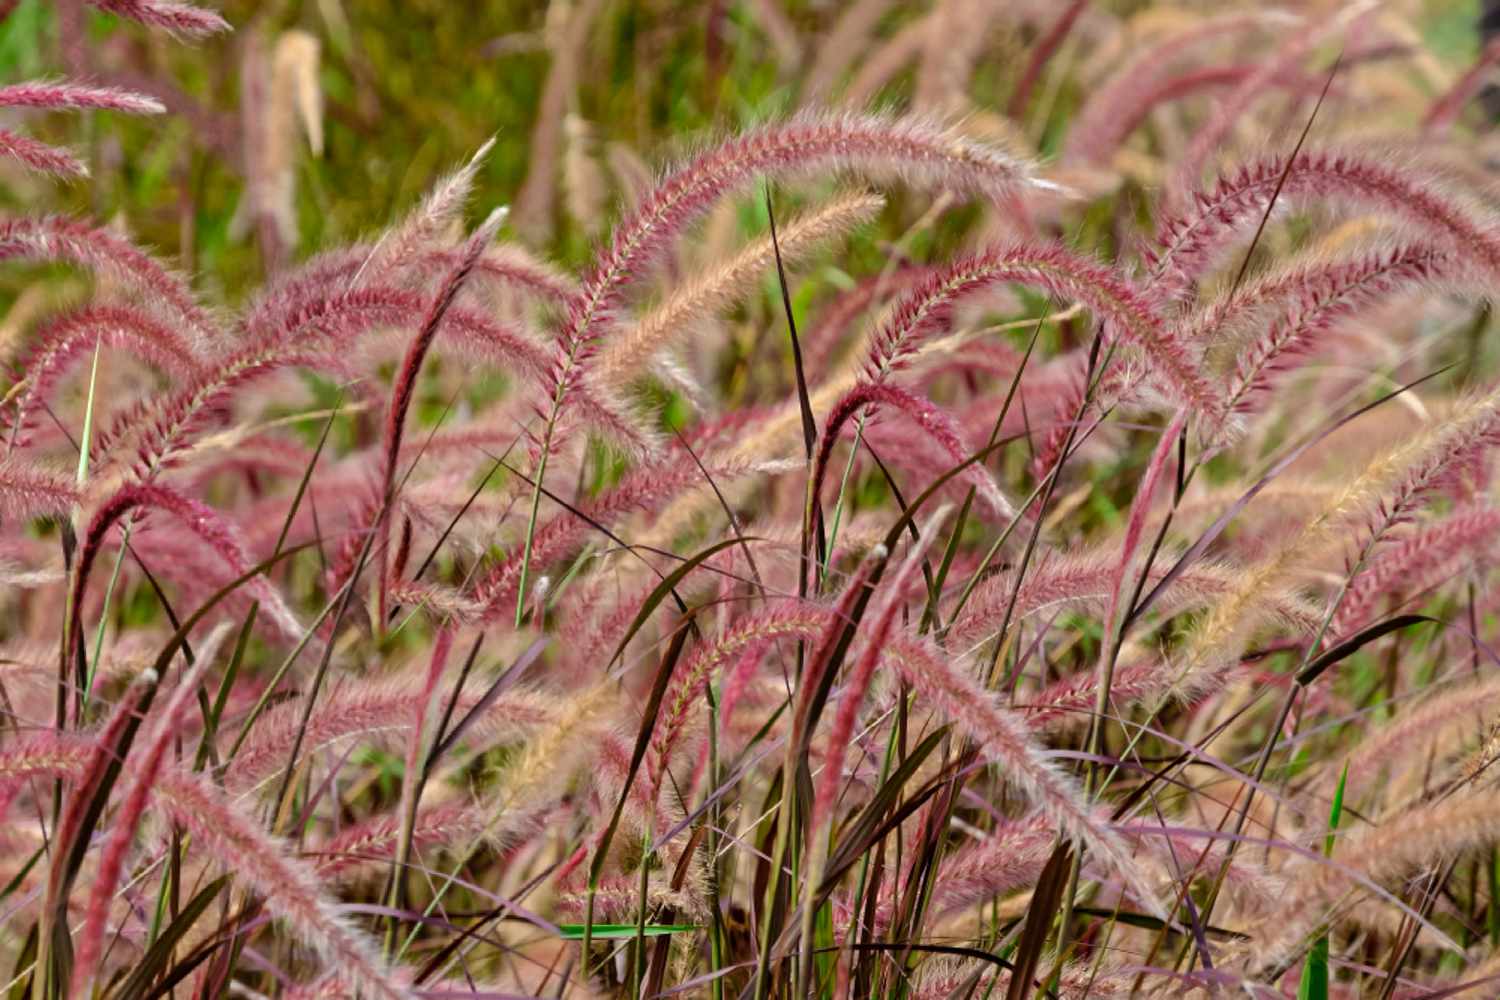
[512,0,606,242]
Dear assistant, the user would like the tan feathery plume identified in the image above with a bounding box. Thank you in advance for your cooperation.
[1250,789,1500,975]
[512,0,605,242]
[562,113,607,237]
[1165,386,1500,698]
[599,190,885,387]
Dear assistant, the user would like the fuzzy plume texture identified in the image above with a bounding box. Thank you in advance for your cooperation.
[6,3,1500,999]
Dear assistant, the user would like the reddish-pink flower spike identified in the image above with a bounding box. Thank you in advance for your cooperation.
[1183,242,1455,347]
[1425,36,1500,134]
[1097,410,1187,665]
[803,265,931,377]
[69,484,299,678]
[469,450,762,624]
[1334,505,1500,639]
[417,244,578,307]
[1064,11,1297,165]
[1079,65,1263,168]
[0,456,78,523]
[863,243,1218,419]
[1027,348,1093,482]
[816,380,1012,520]
[10,303,204,448]
[1145,150,1500,301]
[1378,389,1500,533]
[102,279,523,477]
[547,111,1044,426]
[313,800,485,881]
[391,627,455,885]
[42,670,157,915]
[86,0,231,37]
[949,548,1320,654]
[883,815,1055,929]
[72,634,223,996]
[360,138,497,286]
[0,735,93,819]
[0,128,88,177]
[0,81,164,114]
[229,678,553,793]
[811,536,928,836]
[1214,244,1458,434]
[0,216,216,343]
[791,547,893,759]
[376,208,504,621]
[647,600,833,805]
[1169,6,1361,204]
[883,632,1164,917]
[154,771,412,1000]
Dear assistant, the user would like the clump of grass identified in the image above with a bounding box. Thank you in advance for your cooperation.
[4,3,1500,999]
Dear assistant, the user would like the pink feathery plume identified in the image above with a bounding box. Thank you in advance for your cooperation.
[85,0,231,37]
[919,336,1025,385]
[1007,0,1087,118]
[10,303,204,448]
[0,80,165,114]
[1333,505,1500,639]
[883,632,1165,917]
[815,381,1012,521]
[0,455,78,523]
[98,338,337,479]
[375,208,504,623]
[1213,244,1458,436]
[393,628,455,861]
[647,600,833,806]
[863,243,1217,418]
[804,265,930,377]
[468,449,762,624]
[790,548,893,770]
[1091,65,1261,162]
[359,138,496,285]
[1100,413,1185,628]
[0,216,216,342]
[949,551,1320,652]
[1145,150,1500,302]
[154,771,412,1000]
[181,432,312,487]
[0,81,163,179]
[543,111,1045,448]
[0,733,93,806]
[1027,348,1093,481]
[238,245,368,334]
[228,677,552,793]
[312,800,484,881]
[100,277,553,480]
[1376,389,1500,533]
[884,815,1055,929]
[417,244,579,307]
[1064,11,1297,165]
[1169,7,1363,203]
[0,127,88,177]
[68,484,299,686]
[72,630,225,996]
[811,535,930,836]
[42,670,158,927]
[1089,411,1186,750]
[1182,242,1454,347]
